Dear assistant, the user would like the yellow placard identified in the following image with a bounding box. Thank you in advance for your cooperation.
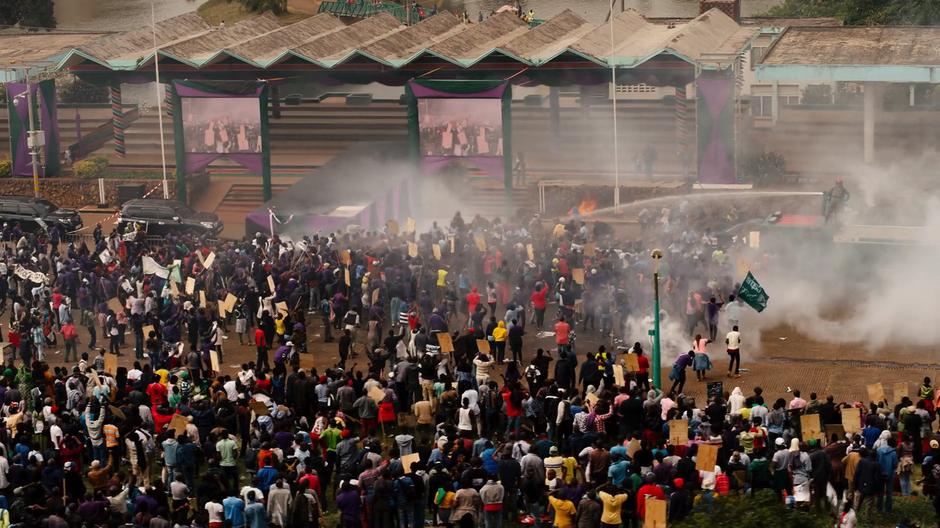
[249,400,269,416]
[185,277,196,295]
[437,332,454,353]
[644,498,667,528]
[583,242,596,257]
[224,293,238,313]
[474,234,486,252]
[344,268,351,287]
[210,350,220,372]
[432,244,442,261]
[585,392,599,408]
[526,243,534,260]
[369,386,386,404]
[142,325,155,338]
[476,340,490,354]
[613,365,625,386]
[204,252,216,269]
[267,275,276,293]
[841,408,861,434]
[387,220,399,236]
[169,414,189,437]
[104,353,118,375]
[800,413,824,442]
[450,237,455,254]
[696,443,719,472]
[407,242,418,258]
[867,383,885,403]
[401,452,420,474]
[199,290,207,307]
[340,250,351,266]
[405,217,416,234]
[170,281,179,297]
[572,268,585,285]
[276,302,288,316]
[669,419,688,445]
[627,439,642,459]
[624,353,640,372]
[552,224,565,237]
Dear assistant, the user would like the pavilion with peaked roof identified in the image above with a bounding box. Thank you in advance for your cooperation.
[50,7,756,194]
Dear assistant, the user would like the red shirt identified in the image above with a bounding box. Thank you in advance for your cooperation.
[254,328,266,348]
[299,473,322,498]
[554,321,571,345]
[501,389,522,418]
[147,382,168,407]
[636,355,650,375]
[466,289,481,313]
[530,286,547,310]
[636,483,666,519]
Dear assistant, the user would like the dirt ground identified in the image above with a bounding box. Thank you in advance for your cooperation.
[30,304,935,409]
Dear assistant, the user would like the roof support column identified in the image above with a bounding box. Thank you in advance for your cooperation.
[549,86,560,140]
[863,82,879,164]
[109,80,125,158]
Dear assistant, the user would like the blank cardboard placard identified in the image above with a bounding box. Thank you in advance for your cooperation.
[894,382,910,402]
[526,243,534,260]
[401,452,420,474]
[669,419,689,445]
[450,237,455,254]
[407,242,418,258]
[340,250,351,266]
[266,275,276,293]
[109,405,125,421]
[387,219,399,236]
[405,217,416,234]
[749,231,761,249]
[585,392,599,408]
[104,353,118,375]
[142,325,155,339]
[624,353,640,372]
[169,414,188,437]
[841,408,861,434]
[204,252,216,269]
[170,281,179,297]
[613,365,625,386]
[824,424,845,444]
[199,290,207,307]
[476,340,490,354]
[867,383,885,403]
[644,498,667,528]
[432,245,442,261]
[584,242,596,257]
[185,277,196,295]
[474,235,486,252]
[224,293,237,313]
[800,413,824,442]
[371,288,380,305]
[210,350,220,372]
[627,439,641,459]
[249,400,269,416]
[552,224,565,238]
[696,443,719,472]
[276,302,288,316]
[572,268,585,285]
[368,386,386,404]
[437,333,454,353]
[107,297,124,314]
[218,300,227,318]
[344,268,351,287]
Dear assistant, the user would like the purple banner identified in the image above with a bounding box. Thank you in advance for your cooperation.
[7,82,59,177]
[174,83,265,98]
[697,74,736,184]
[185,153,263,174]
[408,81,507,99]
[422,156,504,182]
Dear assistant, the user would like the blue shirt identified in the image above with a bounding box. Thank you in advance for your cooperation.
[608,460,630,488]
[862,426,882,449]
[482,448,499,474]
[257,466,278,494]
[245,502,267,528]
[876,446,899,477]
[223,496,246,528]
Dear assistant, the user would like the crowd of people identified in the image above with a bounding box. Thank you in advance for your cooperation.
[0,202,934,528]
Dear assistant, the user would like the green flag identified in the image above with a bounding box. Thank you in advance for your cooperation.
[737,271,769,313]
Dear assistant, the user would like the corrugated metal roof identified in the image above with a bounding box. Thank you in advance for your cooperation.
[55,7,754,72]
[761,26,940,66]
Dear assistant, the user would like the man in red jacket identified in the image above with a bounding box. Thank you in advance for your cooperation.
[255,327,268,371]
[530,282,548,330]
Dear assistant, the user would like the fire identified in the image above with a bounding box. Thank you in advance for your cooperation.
[569,196,598,216]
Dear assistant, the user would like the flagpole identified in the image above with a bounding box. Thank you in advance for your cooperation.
[152,2,169,199]
[651,248,663,389]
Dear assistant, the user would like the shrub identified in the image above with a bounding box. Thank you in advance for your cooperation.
[73,156,109,179]
[58,77,108,104]
[0,158,11,178]
[742,151,787,187]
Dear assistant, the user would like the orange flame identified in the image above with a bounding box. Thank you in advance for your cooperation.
[568,196,598,216]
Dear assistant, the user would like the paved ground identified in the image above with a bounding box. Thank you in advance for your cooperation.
[29,304,933,409]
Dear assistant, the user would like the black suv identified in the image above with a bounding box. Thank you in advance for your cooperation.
[116,199,223,237]
[0,196,83,232]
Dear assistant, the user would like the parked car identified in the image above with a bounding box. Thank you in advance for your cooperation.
[116,199,222,237]
[0,196,83,232]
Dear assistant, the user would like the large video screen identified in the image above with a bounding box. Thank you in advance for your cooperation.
[418,98,503,157]
[181,97,261,154]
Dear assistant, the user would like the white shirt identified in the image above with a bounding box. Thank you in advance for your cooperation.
[205,501,224,522]
[725,331,741,350]
[127,368,142,382]
[457,407,474,431]
[0,456,9,489]
[223,380,239,401]
[49,424,64,450]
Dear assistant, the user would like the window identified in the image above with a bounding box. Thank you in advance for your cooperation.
[780,95,800,106]
[615,83,657,94]
[751,95,772,117]
[18,205,38,216]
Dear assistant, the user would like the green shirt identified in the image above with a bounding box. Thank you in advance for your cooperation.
[216,437,238,467]
[321,427,342,452]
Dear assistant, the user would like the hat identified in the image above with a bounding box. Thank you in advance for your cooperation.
[90,460,100,469]
[285,341,294,347]
[549,446,559,455]
[789,438,800,452]
[775,437,785,447]
[64,461,75,471]
[931,440,939,449]
[673,478,684,489]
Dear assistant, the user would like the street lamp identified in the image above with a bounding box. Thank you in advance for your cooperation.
[650,248,663,389]
[11,70,43,197]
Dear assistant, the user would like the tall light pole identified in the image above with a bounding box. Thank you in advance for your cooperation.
[651,248,663,389]
[152,1,169,199]
[17,69,43,198]
[607,0,620,209]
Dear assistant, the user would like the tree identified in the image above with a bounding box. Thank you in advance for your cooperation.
[765,0,940,25]
[239,0,287,15]
[0,0,56,28]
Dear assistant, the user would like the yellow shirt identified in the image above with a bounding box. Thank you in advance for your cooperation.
[437,269,448,287]
[548,496,577,528]
[563,457,579,484]
[599,491,627,525]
